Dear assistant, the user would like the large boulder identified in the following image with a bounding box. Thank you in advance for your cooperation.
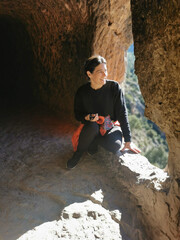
[131,0,180,177]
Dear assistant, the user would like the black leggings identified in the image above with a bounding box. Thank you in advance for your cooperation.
[77,122,122,154]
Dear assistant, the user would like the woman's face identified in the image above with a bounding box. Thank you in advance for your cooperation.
[87,63,108,89]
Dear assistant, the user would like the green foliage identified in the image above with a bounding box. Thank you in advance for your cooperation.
[125,48,168,169]
[147,129,157,138]
[145,146,168,169]
[129,115,142,130]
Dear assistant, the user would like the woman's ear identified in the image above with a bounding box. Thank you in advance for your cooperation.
[86,71,91,78]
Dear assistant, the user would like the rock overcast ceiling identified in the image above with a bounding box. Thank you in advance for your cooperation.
[0,0,132,113]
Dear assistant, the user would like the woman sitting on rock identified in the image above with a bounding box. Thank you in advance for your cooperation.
[67,55,141,169]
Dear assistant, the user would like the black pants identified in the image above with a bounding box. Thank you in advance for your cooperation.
[77,122,122,154]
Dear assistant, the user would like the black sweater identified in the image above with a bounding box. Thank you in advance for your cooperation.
[74,80,131,142]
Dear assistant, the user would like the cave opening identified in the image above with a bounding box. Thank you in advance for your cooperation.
[0,15,36,113]
[125,44,168,169]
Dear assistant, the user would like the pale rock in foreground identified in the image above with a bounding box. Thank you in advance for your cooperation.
[18,200,122,240]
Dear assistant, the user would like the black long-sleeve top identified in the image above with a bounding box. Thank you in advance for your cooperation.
[74,80,131,142]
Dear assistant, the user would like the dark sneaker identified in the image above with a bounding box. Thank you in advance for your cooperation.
[66,152,82,169]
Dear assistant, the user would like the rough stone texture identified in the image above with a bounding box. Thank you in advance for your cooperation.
[0,109,179,240]
[18,200,122,240]
[0,0,132,115]
[130,2,180,237]
[0,109,148,240]
[131,0,180,178]
[103,149,180,240]
[0,0,179,240]
[91,0,133,83]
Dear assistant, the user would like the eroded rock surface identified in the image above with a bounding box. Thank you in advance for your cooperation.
[0,109,178,240]
[0,0,132,114]
[0,0,179,239]
[18,200,122,240]
[131,0,180,177]
[0,109,145,240]
[130,2,180,237]
[102,150,179,240]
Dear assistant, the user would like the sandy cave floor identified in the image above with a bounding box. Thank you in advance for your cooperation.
[0,106,141,240]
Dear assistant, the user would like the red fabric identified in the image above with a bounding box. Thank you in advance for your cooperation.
[71,116,120,152]
[72,124,84,152]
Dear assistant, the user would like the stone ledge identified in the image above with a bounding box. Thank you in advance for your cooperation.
[95,148,179,240]
[100,149,169,190]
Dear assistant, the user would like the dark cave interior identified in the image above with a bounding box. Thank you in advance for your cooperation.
[0,16,36,111]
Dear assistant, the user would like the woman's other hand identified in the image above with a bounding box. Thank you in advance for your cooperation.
[121,142,141,154]
[85,113,99,122]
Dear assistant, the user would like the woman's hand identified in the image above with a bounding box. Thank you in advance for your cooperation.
[121,142,141,154]
[85,113,99,122]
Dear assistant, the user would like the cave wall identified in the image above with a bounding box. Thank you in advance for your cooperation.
[0,0,132,114]
[131,0,180,178]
